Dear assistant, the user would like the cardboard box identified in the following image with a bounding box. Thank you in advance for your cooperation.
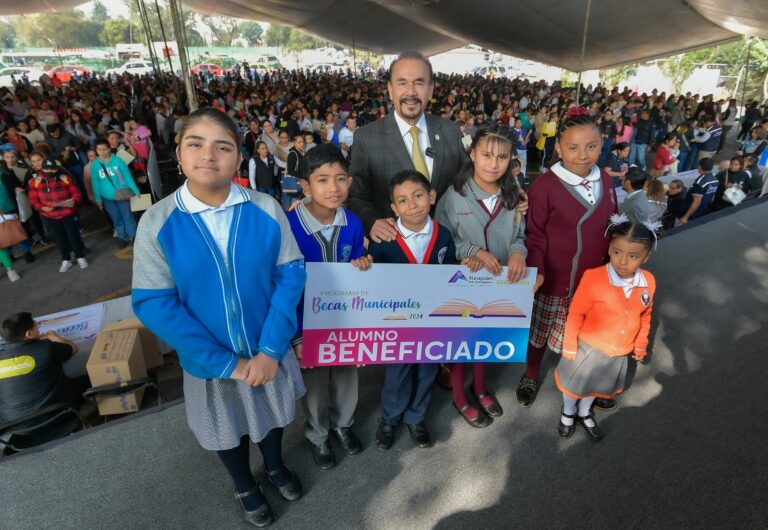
[86,329,147,415]
[130,193,152,212]
[101,318,163,369]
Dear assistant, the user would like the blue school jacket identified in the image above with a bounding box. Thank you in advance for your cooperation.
[131,186,306,379]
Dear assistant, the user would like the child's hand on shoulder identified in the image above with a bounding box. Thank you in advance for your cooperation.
[461,256,484,272]
[351,255,373,271]
[476,250,502,276]
[516,191,529,215]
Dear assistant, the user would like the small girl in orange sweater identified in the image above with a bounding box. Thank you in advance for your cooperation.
[555,214,659,442]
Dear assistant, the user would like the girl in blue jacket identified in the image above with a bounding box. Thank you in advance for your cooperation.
[132,108,306,528]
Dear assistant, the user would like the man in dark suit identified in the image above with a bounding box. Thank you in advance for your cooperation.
[348,51,466,243]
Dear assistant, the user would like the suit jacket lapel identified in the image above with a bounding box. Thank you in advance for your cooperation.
[425,114,446,186]
[384,115,413,172]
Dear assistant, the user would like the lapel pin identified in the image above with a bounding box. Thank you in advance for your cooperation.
[434,134,440,141]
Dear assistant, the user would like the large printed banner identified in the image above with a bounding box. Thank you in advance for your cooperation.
[301,263,536,367]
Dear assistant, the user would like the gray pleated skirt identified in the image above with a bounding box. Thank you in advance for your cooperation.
[555,340,631,399]
[183,351,306,451]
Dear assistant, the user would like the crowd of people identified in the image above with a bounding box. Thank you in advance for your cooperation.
[2,50,768,526]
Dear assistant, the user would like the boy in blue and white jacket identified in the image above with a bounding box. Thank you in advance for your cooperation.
[286,144,371,469]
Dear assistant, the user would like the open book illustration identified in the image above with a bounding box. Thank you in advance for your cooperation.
[429,299,526,318]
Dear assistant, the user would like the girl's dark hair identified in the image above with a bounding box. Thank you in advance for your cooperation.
[1,312,35,342]
[454,125,520,210]
[556,107,599,140]
[300,143,346,181]
[179,107,241,152]
[608,221,657,252]
[612,141,629,152]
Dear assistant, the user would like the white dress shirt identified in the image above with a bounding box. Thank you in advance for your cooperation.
[607,263,647,299]
[338,127,355,158]
[397,216,433,263]
[179,182,248,265]
[551,162,602,205]
[393,111,434,177]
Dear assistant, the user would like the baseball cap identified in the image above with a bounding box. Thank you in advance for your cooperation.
[42,159,57,170]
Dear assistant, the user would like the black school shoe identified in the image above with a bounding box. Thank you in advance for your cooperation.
[558,409,577,438]
[593,397,617,410]
[311,440,336,470]
[577,413,603,442]
[516,376,540,407]
[375,419,395,450]
[331,427,363,456]
[475,392,503,417]
[454,402,492,429]
[234,484,274,528]
[267,464,303,501]
[406,422,433,448]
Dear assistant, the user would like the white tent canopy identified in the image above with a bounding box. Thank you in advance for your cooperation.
[1,0,765,71]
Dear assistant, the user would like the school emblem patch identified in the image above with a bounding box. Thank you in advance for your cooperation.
[341,245,352,262]
[640,290,651,307]
[437,246,447,264]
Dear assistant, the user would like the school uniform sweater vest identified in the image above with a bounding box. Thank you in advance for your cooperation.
[525,169,618,298]
[287,208,365,264]
[287,207,366,337]
[368,222,456,265]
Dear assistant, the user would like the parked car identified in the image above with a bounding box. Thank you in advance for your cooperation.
[308,63,339,74]
[48,65,91,83]
[0,67,47,88]
[190,63,223,76]
[254,55,282,69]
[105,61,155,77]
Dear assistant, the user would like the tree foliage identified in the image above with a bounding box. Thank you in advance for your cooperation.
[91,1,110,23]
[239,21,263,45]
[657,37,768,100]
[285,29,324,53]
[0,22,16,49]
[100,19,132,47]
[14,11,103,48]
[265,25,292,48]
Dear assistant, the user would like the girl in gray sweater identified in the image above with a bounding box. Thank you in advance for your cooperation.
[435,126,527,429]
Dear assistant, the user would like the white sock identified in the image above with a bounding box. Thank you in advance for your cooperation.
[578,397,596,427]
[561,394,578,426]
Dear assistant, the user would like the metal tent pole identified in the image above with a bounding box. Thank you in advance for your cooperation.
[575,0,592,105]
[741,37,753,111]
[136,0,160,76]
[153,0,175,74]
[168,0,197,112]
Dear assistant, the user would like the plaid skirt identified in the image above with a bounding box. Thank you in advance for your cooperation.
[528,293,572,353]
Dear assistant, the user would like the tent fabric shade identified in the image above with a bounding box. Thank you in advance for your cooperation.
[1,0,765,71]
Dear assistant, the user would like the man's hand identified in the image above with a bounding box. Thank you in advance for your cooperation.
[245,353,279,386]
[95,202,103,211]
[533,274,545,293]
[461,256,484,272]
[679,216,688,225]
[370,218,397,243]
[476,249,502,276]
[351,255,373,271]
[506,252,527,282]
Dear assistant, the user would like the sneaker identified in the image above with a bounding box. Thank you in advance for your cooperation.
[117,239,128,250]
[7,269,20,282]
[59,260,73,273]
[23,251,35,263]
[77,257,89,269]
[516,376,540,407]
[112,229,119,239]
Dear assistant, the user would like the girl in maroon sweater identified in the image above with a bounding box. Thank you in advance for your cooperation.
[516,107,618,408]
